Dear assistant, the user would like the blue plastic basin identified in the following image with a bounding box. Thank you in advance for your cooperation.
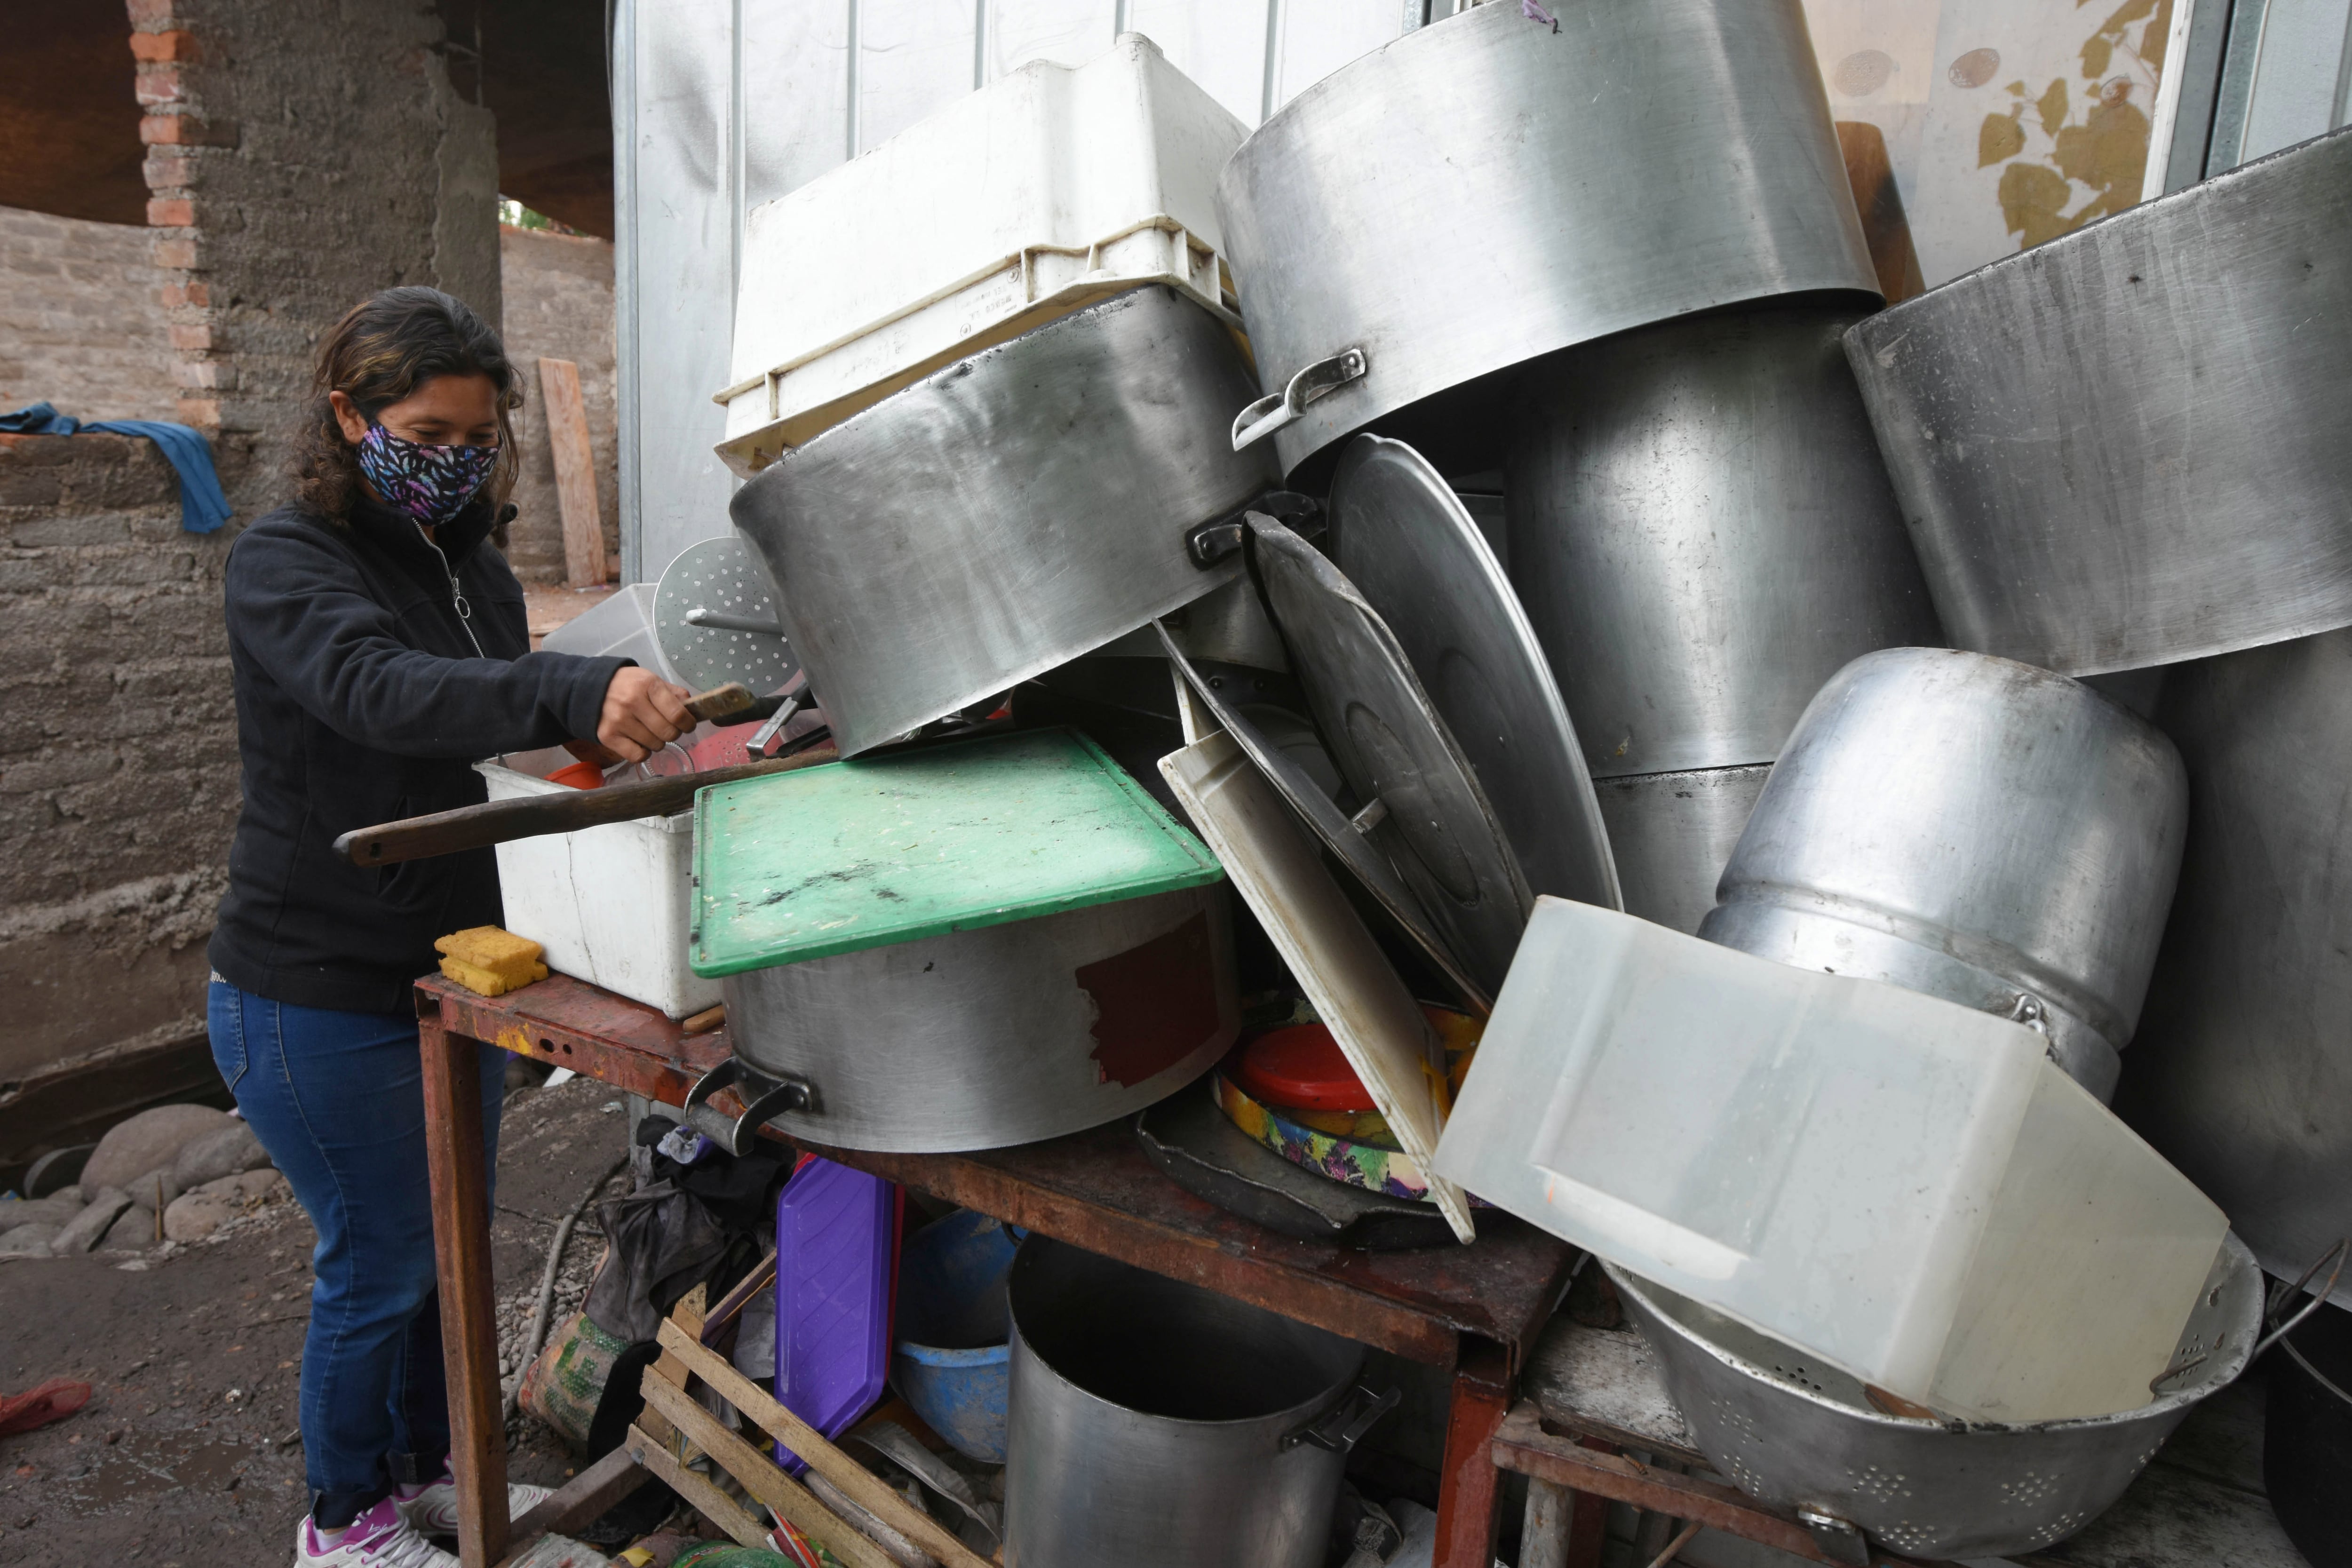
[891,1210,1020,1462]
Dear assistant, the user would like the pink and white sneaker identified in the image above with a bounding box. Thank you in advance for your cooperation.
[393,1468,557,1538]
[293,1496,457,1567]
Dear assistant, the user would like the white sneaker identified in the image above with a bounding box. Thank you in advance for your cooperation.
[294,1497,457,1568]
[393,1468,557,1538]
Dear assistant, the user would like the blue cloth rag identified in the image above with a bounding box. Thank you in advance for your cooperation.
[0,400,232,533]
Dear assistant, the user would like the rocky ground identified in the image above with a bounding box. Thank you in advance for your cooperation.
[0,1071,642,1564]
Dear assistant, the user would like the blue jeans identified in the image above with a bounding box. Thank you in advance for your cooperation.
[207,980,503,1507]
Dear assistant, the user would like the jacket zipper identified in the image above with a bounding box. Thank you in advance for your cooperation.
[418,526,487,658]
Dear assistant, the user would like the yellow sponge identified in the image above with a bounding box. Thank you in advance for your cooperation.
[434,926,549,995]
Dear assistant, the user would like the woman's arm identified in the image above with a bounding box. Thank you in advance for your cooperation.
[226,523,633,759]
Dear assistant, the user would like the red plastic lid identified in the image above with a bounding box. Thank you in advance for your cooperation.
[1231,1022,1375,1112]
[547,760,604,790]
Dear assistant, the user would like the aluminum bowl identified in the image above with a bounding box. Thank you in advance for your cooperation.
[1607,1235,2262,1560]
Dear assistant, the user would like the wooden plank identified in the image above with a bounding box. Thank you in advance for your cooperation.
[1523,1314,1703,1462]
[699,1248,779,1347]
[655,1318,995,1568]
[639,1368,900,1568]
[1434,1339,1513,1568]
[498,1447,652,1564]
[538,356,605,589]
[626,1421,769,1548]
[638,1283,708,1452]
[1491,1403,1932,1566]
[421,1019,510,1568]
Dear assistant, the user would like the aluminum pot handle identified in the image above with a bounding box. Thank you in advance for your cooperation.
[1231,349,1368,451]
[1281,1381,1400,1453]
[682,1058,820,1157]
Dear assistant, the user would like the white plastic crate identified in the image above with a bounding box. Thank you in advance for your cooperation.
[475,752,719,1019]
[1434,896,2227,1424]
[715,33,1248,477]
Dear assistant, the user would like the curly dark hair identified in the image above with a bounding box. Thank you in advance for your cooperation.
[292,286,523,520]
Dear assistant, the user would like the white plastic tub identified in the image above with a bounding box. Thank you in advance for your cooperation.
[715,33,1248,477]
[475,752,719,1019]
[1433,897,2227,1424]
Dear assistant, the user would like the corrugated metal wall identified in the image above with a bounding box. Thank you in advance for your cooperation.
[615,0,1456,581]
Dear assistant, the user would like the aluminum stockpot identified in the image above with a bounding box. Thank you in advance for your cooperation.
[1590,764,1772,936]
[1215,0,1876,481]
[1507,301,1941,781]
[1003,1237,1391,1568]
[2116,627,2352,1304]
[1608,1238,2264,1560]
[721,886,1236,1153]
[1844,126,2352,676]
[1699,648,2187,1101]
[730,285,1279,755]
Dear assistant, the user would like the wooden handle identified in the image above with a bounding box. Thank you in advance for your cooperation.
[685,682,756,724]
[334,745,836,867]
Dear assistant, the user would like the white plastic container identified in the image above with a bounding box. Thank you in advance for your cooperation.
[475,753,718,1019]
[715,33,1247,477]
[1433,897,2227,1424]
[538,583,682,683]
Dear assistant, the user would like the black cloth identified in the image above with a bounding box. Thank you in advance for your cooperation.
[208,492,626,1012]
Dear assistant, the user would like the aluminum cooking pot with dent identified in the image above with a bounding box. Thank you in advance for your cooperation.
[1214,0,1877,481]
[729,285,1279,755]
[1700,648,2187,1101]
[1843,126,2352,676]
[1003,1237,1394,1568]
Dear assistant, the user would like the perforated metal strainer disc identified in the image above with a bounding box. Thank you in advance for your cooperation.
[653,534,800,694]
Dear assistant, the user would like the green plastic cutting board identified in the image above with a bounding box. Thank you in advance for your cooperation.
[691,727,1224,977]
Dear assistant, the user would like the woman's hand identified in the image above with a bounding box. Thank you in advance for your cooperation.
[597,667,695,762]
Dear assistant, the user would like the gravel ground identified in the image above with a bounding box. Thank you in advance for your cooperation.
[0,1071,645,1564]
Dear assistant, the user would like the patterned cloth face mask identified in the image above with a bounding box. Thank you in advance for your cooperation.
[355,422,500,527]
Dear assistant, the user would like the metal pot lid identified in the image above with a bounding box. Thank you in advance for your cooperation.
[1247,514,1532,999]
[1329,436,1618,912]
[1843,125,2352,676]
[1157,626,1490,1011]
[1216,0,1876,480]
[653,534,800,694]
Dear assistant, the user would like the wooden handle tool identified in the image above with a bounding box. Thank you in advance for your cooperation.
[334,743,836,867]
[685,682,757,724]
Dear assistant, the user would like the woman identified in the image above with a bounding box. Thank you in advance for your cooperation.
[207,287,692,1568]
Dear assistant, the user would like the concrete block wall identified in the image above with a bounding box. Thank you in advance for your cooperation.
[499,224,620,585]
[0,433,236,1084]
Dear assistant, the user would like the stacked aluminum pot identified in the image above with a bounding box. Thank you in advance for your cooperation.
[1699,648,2188,1102]
[1843,126,2352,1295]
[1216,0,1940,931]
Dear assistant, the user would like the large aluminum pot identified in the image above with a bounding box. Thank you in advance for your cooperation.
[730,285,1279,755]
[1700,649,2187,1101]
[1591,764,1772,936]
[720,886,1236,1152]
[1215,0,1876,481]
[1608,1237,2263,1560]
[1507,302,1942,780]
[2116,627,2352,1305]
[1004,1237,1392,1568]
[1844,126,2352,676]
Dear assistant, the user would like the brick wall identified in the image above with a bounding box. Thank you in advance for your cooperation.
[0,433,235,1083]
[0,206,177,424]
[499,224,619,585]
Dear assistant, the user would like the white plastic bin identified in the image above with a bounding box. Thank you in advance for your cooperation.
[1433,897,2227,1424]
[475,753,719,1019]
[715,33,1248,477]
[539,582,681,683]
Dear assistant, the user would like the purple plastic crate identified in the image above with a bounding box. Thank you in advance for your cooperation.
[774,1156,896,1472]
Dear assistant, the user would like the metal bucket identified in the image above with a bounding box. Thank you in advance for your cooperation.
[1506,301,1941,782]
[1590,764,1772,936]
[2116,626,2352,1303]
[1214,0,1875,481]
[716,885,1236,1153]
[1700,648,2186,1101]
[729,285,1279,755]
[1003,1237,1393,1568]
[1608,1236,2265,1560]
[1843,125,2352,676]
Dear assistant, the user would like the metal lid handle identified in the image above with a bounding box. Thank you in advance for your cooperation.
[1281,1381,1399,1453]
[1231,349,1368,451]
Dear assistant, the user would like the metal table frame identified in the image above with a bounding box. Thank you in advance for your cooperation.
[415,972,1577,1568]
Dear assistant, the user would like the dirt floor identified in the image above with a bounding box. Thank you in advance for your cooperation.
[0,1071,638,1564]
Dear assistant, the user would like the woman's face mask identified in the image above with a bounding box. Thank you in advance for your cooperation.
[356,422,498,527]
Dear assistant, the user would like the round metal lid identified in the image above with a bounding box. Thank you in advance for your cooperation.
[1248,514,1532,999]
[1330,435,1620,912]
[653,534,800,694]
